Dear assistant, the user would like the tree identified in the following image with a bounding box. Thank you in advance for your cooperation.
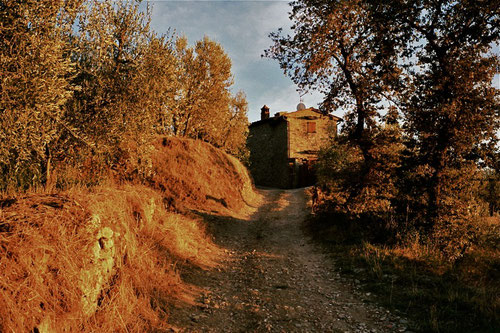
[266,0,403,218]
[171,36,249,155]
[0,0,82,188]
[315,107,403,220]
[172,36,232,138]
[66,0,156,176]
[222,91,250,157]
[0,0,251,189]
[375,0,500,240]
[139,33,178,135]
[480,168,500,216]
[269,0,499,257]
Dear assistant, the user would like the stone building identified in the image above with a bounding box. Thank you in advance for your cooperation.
[247,103,341,189]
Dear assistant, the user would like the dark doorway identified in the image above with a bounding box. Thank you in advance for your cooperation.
[297,160,316,187]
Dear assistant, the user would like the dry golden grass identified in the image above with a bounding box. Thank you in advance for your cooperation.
[152,136,261,218]
[352,218,500,332]
[308,200,499,332]
[0,184,223,332]
[0,136,260,331]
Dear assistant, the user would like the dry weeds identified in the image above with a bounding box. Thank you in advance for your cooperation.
[311,215,500,332]
[0,137,260,331]
[152,136,261,218]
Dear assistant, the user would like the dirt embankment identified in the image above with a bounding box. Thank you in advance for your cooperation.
[0,137,260,332]
[152,137,261,217]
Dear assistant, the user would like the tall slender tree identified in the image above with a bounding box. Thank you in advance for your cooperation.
[66,0,156,176]
[138,33,178,135]
[223,91,250,156]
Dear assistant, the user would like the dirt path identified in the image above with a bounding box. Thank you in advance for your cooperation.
[168,188,411,332]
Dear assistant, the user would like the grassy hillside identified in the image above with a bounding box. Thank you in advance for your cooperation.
[151,137,260,217]
[0,137,261,332]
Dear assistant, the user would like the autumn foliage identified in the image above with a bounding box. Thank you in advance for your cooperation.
[266,2,499,330]
[269,2,499,330]
[268,0,500,260]
[0,0,256,331]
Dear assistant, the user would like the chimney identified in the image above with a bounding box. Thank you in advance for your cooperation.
[261,105,270,120]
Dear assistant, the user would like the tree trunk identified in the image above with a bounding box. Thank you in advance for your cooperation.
[42,144,52,188]
[183,113,192,137]
[427,145,448,231]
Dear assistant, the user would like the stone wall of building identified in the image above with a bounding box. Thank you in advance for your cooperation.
[248,108,339,189]
[247,119,290,188]
[287,114,336,160]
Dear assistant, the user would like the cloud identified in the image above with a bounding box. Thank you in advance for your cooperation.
[146,0,318,122]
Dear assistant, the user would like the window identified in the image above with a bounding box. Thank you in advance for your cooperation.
[306,121,316,133]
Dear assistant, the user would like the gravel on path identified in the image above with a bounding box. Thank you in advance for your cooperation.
[167,188,411,333]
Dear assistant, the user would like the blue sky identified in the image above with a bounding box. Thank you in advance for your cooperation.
[146,0,327,123]
[146,1,500,123]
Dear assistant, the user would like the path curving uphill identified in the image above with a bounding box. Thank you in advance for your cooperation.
[168,188,411,332]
